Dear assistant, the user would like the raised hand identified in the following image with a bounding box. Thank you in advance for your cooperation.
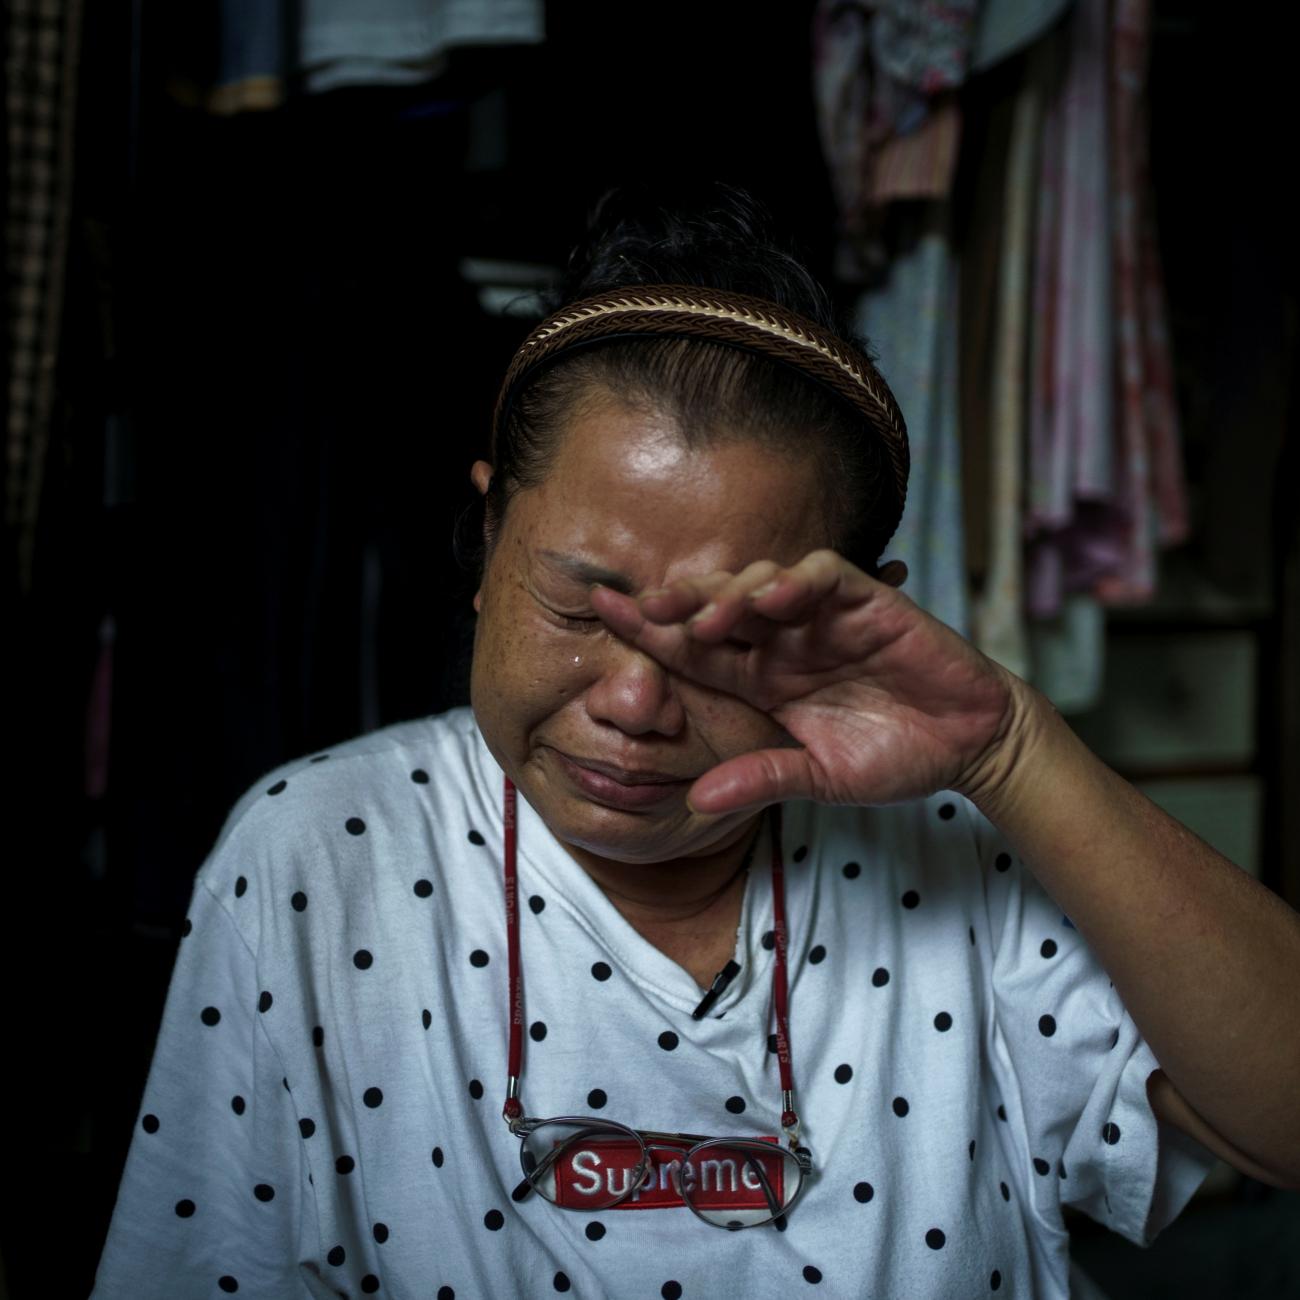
[589,549,1026,817]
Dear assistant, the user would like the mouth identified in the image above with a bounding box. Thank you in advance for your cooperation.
[547,748,695,811]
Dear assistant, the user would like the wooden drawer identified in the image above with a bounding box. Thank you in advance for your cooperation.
[1069,631,1256,771]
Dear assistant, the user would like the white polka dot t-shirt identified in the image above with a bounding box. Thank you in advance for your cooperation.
[93,707,1215,1299]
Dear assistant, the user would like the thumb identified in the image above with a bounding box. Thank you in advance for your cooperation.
[686,747,817,817]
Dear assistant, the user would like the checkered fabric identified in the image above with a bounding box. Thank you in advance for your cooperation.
[5,0,83,592]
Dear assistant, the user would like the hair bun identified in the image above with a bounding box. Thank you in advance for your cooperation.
[555,182,839,333]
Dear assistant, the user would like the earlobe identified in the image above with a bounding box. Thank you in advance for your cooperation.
[471,460,493,496]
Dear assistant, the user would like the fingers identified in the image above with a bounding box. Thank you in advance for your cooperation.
[687,747,818,816]
[683,550,875,645]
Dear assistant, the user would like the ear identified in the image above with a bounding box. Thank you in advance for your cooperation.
[876,559,908,589]
[470,461,494,613]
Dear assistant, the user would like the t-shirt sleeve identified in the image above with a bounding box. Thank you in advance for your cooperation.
[968,800,1217,1248]
[91,874,318,1298]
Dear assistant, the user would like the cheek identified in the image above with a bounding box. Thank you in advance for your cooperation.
[681,686,787,757]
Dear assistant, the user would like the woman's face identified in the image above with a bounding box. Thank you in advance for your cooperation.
[470,395,827,867]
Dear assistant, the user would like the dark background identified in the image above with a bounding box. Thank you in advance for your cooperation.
[4,2,1297,1296]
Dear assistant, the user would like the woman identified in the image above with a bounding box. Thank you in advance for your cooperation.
[93,187,1300,1299]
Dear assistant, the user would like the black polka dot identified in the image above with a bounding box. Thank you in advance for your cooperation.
[336,1155,355,1175]
[201,1006,221,1027]
[1000,1181,1010,1201]
[661,1284,682,1300]
[411,769,429,783]
[232,1095,246,1116]
[997,1104,1007,1122]
[175,1199,195,1218]
[591,961,612,981]
[282,1077,290,1092]
[468,1079,484,1100]
[432,1146,444,1167]
[354,949,373,970]
[253,1184,274,1202]
[1058,1159,1068,1179]
[414,879,433,898]
[1033,1157,1050,1176]
[235,876,248,898]
[313,1025,324,1047]
[361,1277,379,1295]
[1039,1014,1057,1037]
[901,890,920,909]
[761,930,776,950]
[872,967,890,987]
[934,1012,953,1032]
[803,1265,822,1284]
[1109,1027,1120,1050]
[969,926,976,946]
[346,818,366,836]
[1102,1122,1122,1145]
[853,1181,873,1203]
[1041,938,1058,958]
[991,1270,1003,1290]
[554,1274,571,1293]
[585,1221,605,1241]
[310,754,330,763]
[470,950,489,968]
[142,1114,159,1134]
[468,829,486,846]
[843,861,861,879]
[181,918,192,937]
[834,1063,853,1084]
[258,991,273,1013]
[327,1245,345,1266]
[969,1139,976,1161]
[373,1222,389,1243]
[530,1021,548,1042]
[995,852,1012,872]
[808,944,826,964]
[422,1009,432,1030]
[291,891,308,912]
[658,1031,679,1051]
[938,801,956,820]
[925,1228,946,1249]
[218,1278,238,1294]
[529,895,545,914]
[793,844,808,862]
[484,1209,505,1231]
[364,1087,383,1108]
[767,1033,779,1054]
[892,1097,909,1117]
[437,1289,454,1300]
[268,780,287,796]
[587,1088,607,1109]
[725,1096,746,1114]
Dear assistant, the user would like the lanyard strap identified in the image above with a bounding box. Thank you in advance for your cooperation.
[501,776,801,1145]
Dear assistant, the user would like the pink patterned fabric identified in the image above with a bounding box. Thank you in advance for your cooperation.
[1024,0,1188,618]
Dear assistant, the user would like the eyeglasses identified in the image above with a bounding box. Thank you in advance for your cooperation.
[498,779,812,1228]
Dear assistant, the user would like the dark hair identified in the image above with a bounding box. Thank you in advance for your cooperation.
[483,182,892,576]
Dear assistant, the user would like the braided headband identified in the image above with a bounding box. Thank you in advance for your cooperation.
[492,284,910,558]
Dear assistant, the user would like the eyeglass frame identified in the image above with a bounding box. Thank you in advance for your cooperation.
[507,1113,815,1229]
[498,778,812,1228]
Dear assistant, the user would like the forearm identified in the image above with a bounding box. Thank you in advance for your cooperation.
[966,678,1300,1187]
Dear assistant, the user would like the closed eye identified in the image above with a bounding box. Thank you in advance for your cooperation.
[543,605,602,631]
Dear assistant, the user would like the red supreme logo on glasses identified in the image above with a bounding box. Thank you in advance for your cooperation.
[551,1137,785,1211]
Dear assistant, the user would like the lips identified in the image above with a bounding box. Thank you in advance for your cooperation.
[547,747,695,810]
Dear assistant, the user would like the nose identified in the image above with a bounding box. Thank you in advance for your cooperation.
[584,640,686,738]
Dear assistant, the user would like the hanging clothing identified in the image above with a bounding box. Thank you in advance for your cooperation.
[93,708,1213,1299]
[4,0,84,593]
[854,212,969,639]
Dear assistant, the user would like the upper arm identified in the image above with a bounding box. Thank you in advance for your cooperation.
[1146,1068,1297,1190]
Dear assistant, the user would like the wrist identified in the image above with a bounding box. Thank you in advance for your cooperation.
[953,671,1055,818]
